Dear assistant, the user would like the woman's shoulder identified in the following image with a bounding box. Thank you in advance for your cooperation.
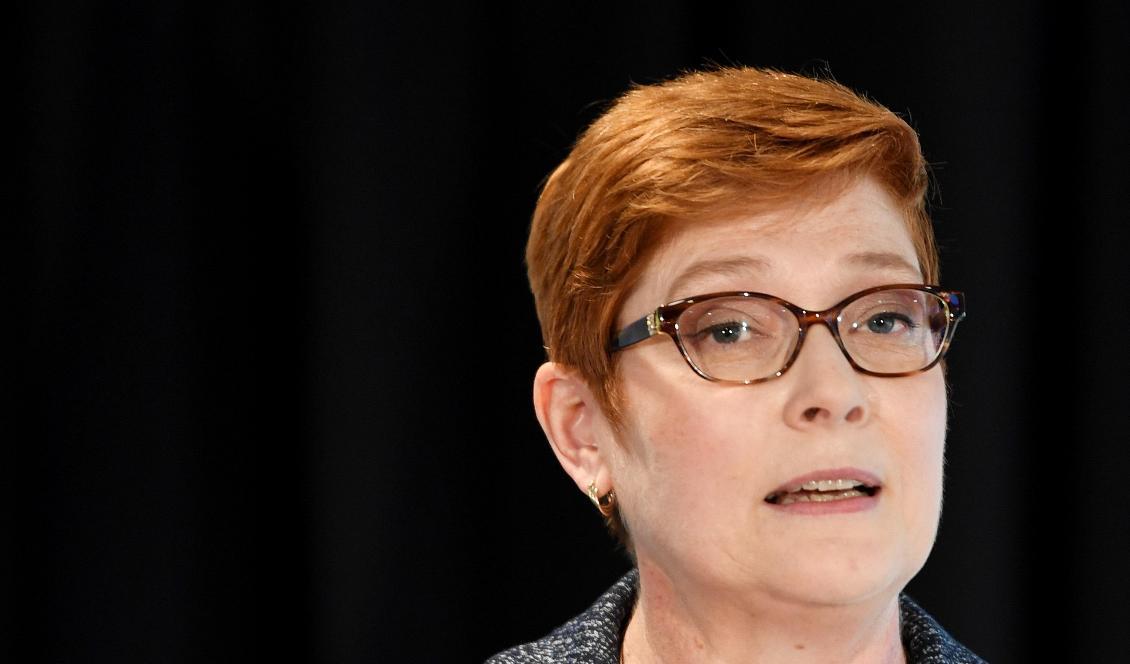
[485,572,987,664]
[899,594,988,663]
[484,569,638,664]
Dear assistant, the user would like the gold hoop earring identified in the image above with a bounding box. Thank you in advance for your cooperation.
[587,481,616,517]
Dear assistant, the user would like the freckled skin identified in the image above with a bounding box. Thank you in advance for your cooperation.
[600,177,944,663]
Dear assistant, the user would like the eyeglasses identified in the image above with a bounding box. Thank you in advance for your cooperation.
[610,284,965,384]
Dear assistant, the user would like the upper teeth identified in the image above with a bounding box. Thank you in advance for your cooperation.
[798,479,865,492]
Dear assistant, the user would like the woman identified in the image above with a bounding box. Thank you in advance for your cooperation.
[489,67,983,663]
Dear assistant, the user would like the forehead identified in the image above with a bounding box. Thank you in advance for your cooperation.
[626,177,921,314]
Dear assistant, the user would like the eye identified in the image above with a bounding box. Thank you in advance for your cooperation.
[678,299,787,357]
[865,311,916,334]
[706,320,751,344]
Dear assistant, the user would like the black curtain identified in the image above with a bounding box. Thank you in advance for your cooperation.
[19,2,1129,661]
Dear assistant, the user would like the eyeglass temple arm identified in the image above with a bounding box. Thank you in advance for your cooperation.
[610,313,658,351]
[945,292,966,320]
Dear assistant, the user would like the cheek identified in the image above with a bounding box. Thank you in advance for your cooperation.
[885,368,946,452]
[611,368,769,543]
[887,373,948,537]
[618,392,720,496]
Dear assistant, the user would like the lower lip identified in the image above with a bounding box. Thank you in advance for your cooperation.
[765,490,881,515]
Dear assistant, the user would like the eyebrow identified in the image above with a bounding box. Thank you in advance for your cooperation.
[842,251,921,277]
[667,255,770,300]
[665,250,921,300]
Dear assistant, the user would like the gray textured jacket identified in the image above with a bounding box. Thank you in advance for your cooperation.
[487,570,986,663]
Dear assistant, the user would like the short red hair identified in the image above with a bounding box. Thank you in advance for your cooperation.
[526,67,937,544]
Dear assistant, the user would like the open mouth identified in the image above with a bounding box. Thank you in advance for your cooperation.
[764,478,880,506]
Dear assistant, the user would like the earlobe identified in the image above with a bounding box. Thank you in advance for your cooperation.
[532,362,614,497]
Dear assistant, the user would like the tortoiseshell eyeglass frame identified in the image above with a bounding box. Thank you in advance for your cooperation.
[609,284,966,385]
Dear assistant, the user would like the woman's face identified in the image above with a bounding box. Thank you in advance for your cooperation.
[603,176,947,608]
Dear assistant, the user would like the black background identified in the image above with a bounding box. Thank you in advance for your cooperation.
[18,1,1130,662]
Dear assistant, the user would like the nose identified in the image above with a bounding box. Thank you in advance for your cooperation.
[781,324,872,429]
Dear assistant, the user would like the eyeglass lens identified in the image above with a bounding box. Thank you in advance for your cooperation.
[675,289,950,382]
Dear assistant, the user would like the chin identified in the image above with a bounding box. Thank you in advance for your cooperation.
[775,568,904,608]
[753,543,927,609]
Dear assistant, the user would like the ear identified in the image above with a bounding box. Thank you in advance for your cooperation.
[532,362,615,499]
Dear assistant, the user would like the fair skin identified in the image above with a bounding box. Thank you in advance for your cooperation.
[533,176,947,663]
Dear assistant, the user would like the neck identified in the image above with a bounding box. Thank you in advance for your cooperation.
[621,561,906,664]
